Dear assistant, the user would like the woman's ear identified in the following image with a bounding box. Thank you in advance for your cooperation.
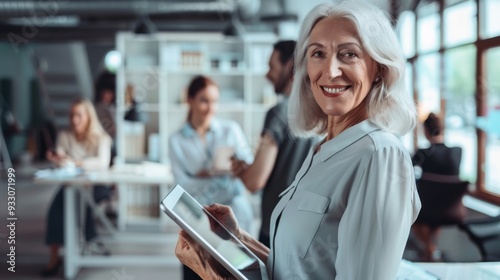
[376,64,387,82]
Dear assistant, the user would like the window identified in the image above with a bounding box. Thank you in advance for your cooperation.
[417,14,440,53]
[397,11,416,58]
[402,63,414,153]
[416,54,441,148]
[417,2,440,53]
[402,0,500,203]
[482,0,500,38]
[444,0,477,47]
[444,45,477,182]
[484,47,500,195]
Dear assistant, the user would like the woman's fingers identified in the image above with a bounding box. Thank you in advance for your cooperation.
[205,203,230,214]
[230,160,246,176]
[179,230,196,246]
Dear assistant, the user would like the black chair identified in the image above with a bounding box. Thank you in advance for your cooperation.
[458,215,500,261]
[413,174,469,261]
[415,174,469,227]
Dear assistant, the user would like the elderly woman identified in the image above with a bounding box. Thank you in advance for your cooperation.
[175,1,421,279]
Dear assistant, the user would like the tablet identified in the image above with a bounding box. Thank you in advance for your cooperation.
[160,185,268,280]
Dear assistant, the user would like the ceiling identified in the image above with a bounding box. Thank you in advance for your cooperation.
[0,0,415,43]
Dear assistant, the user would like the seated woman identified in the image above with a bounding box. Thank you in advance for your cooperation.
[42,98,112,277]
[169,75,254,280]
[412,112,463,262]
[412,112,462,177]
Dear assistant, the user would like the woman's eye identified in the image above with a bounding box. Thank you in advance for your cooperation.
[341,52,358,58]
[311,51,324,57]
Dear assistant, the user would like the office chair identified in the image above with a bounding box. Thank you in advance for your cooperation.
[458,215,500,261]
[413,174,469,261]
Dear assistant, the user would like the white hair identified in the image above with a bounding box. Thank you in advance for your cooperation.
[288,0,416,137]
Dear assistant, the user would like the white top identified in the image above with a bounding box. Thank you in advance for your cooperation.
[56,130,112,171]
[168,118,254,230]
[268,120,421,280]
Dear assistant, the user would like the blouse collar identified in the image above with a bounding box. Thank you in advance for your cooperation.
[181,118,221,138]
[318,120,381,162]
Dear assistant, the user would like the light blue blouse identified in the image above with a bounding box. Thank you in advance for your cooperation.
[168,118,254,231]
[268,120,421,280]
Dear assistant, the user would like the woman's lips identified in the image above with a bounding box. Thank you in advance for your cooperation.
[321,85,350,97]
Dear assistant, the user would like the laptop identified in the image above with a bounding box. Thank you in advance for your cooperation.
[160,184,268,280]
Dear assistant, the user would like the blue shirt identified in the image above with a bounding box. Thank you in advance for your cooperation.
[168,118,254,206]
[268,120,421,280]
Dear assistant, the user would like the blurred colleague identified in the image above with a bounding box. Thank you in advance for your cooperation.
[94,71,116,141]
[412,112,463,261]
[168,75,254,280]
[412,112,462,177]
[93,72,116,206]
[42,98,112,277]
[231,41,317,246]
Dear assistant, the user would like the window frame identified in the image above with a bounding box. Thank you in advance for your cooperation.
[407,0,500,204]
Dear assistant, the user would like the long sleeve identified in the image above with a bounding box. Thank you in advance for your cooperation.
[56,131,70,155]
[335,146,421,280]
[230,121,253,164]
[80,135,112,170]
[55,131,111,171]
[168,136,238,205]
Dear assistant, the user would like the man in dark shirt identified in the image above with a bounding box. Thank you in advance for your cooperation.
[232,41,317,246]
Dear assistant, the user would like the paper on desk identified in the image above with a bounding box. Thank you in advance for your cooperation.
[111,161,170,177]
[34,167,82,179]
[397,259,440,280]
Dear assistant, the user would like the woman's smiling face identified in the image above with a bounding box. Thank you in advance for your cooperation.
[306,17,378,119]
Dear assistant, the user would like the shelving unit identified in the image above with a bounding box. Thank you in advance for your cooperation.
[115,32,276,222]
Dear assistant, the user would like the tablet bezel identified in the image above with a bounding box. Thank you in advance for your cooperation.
[160,184,265,280]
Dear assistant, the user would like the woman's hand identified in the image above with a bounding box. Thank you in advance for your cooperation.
[175,230,210,278]
[46,150,68,166]
[230,158,248,177]
[196,170,212,178]
[175,230,234,280]
[205,204,241,239]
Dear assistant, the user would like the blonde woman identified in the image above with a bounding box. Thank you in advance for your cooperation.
[42,98,112,277]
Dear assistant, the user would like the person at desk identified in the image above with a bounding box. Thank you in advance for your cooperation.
[231,40,317,247]
[412,112,462,262]
[412,112,462,177]
[42,98,112,277]
[169,75,254,280]
[175,1,421,279]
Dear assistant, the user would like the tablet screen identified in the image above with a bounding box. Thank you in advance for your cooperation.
[171,192,257,270]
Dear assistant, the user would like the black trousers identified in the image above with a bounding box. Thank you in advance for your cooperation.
[45,185,109,245]
[183,265,202,280]
[259,231,270,248]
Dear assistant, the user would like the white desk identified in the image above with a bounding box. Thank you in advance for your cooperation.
[416,262,500,279]
[35,165,176,279]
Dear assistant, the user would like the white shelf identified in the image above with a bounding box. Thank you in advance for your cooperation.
[163,69,247,76]
[117,31,277,163]
[116,31,276,222]
[124,66,160,74]
[167,104,247,112]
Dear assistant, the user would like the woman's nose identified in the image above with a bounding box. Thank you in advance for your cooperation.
[325,56,342,80]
